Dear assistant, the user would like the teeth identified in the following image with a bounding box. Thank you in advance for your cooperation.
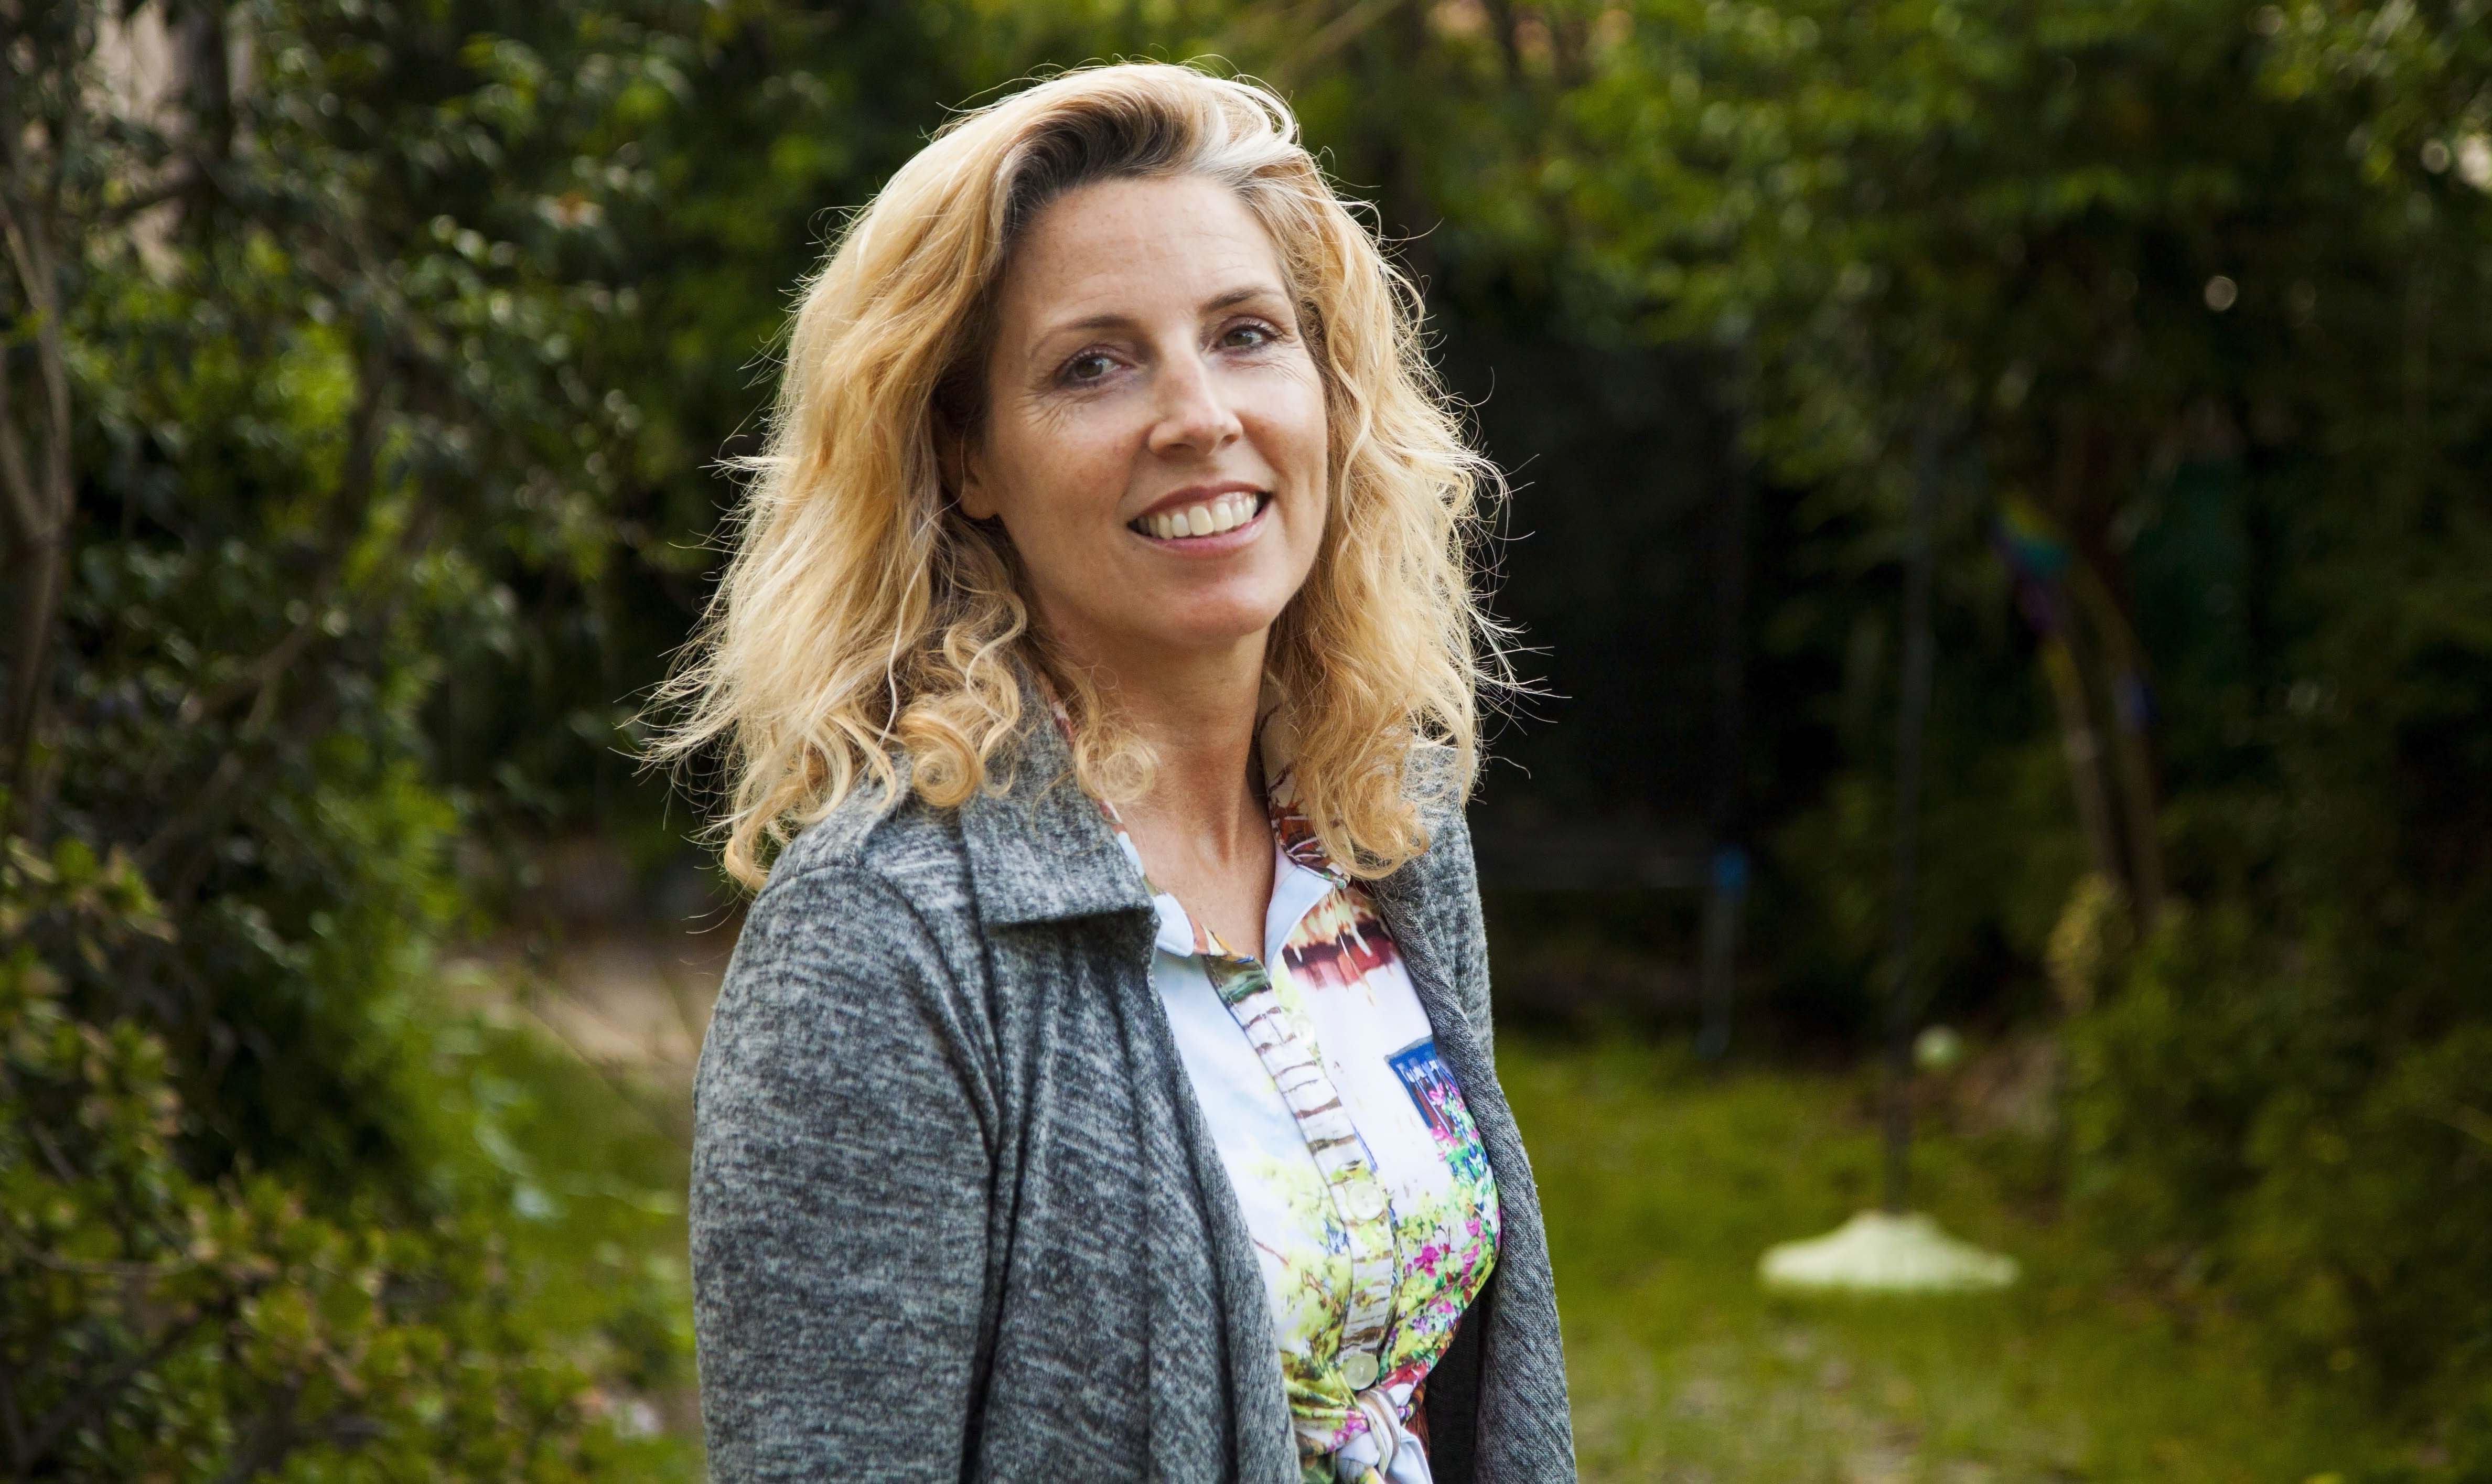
[1138,493,1261,539]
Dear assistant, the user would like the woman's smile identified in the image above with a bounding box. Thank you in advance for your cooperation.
[1127,486,1274,546]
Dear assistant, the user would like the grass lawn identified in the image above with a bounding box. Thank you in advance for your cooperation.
[1502,1036,2394,1483]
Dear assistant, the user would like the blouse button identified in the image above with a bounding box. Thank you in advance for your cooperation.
[1345,1181,1389,1223]
[1341,1350,1380,1391]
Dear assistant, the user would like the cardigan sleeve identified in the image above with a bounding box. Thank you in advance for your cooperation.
[1430,790,1499,1068]
[690,863,995,1481]
[1391,741,1500,1067]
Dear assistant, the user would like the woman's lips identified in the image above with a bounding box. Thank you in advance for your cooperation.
[1128,490,1271,543]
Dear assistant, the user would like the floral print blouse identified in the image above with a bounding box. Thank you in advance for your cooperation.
[1070,718,1502,1484]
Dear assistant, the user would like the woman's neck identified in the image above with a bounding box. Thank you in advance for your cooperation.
[1096,631,1266,853]
[1051,620,1276,955]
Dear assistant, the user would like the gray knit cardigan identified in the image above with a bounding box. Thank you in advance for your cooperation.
[689,708,1576,1482]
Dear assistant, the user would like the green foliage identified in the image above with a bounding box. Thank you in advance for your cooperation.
[419,1,971,855]
[1,840,694,1480]
[0,2,715,1474]
[1539,0,2489,1457]
[2070,905,2492,1472]
[2065,903,2286,1252]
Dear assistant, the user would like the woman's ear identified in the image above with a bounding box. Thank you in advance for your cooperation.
[942,433,998,522]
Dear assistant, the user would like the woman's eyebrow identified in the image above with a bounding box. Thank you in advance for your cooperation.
[1200,283,1287,314]
[1036,283,1289,342]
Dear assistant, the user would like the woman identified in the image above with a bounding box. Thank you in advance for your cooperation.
[663,62,1573,1483]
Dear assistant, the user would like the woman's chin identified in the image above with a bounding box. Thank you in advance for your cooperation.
[1085,597,1292,662]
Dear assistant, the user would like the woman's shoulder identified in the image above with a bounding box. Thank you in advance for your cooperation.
[1397,740,1479,882]
[736,770,984,976]
[694,777,1002,1185]
[762,765,968,903]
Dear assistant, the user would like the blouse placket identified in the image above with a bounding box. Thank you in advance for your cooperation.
[1198,950,1399,1382]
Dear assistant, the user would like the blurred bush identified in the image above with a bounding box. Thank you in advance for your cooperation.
[2071,908,2492,1472]
[1,842,690,1478]
[0,2,732,1472]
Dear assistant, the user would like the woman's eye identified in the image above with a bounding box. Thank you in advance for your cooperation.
[1062,352,1115,384]
[1222,322,1276,349]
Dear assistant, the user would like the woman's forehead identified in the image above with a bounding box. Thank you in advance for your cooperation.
[998,177,1289,340]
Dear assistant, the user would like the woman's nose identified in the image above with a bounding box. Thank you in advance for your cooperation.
[1147,353,1244,456]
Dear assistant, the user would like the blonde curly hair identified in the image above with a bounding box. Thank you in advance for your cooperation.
[651,61,1509,889]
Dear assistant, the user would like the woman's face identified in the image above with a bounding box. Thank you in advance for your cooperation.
[959,174,1329,674]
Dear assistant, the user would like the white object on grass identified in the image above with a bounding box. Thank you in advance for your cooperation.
[1758,1210,2018,1294]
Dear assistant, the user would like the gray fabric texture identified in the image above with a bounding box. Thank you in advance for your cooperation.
[689,702,1576,1482]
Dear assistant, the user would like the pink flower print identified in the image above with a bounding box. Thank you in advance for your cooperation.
[1414,1242,1444,1277]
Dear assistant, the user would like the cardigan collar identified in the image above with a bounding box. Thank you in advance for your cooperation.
[954,687,1158,928]
[951,667,1451,934]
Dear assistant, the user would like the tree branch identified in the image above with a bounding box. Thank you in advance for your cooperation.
[0,147,77,530]
[212,1374,306,1484]
[18,1305,221,1469]
[0,356,44,546]
[142,680,343,907]
[0,1350,27,1478]
[174,359,390,733]
[1283,0,1409,80]
[101,165,203,227]
[0,128,78,835]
